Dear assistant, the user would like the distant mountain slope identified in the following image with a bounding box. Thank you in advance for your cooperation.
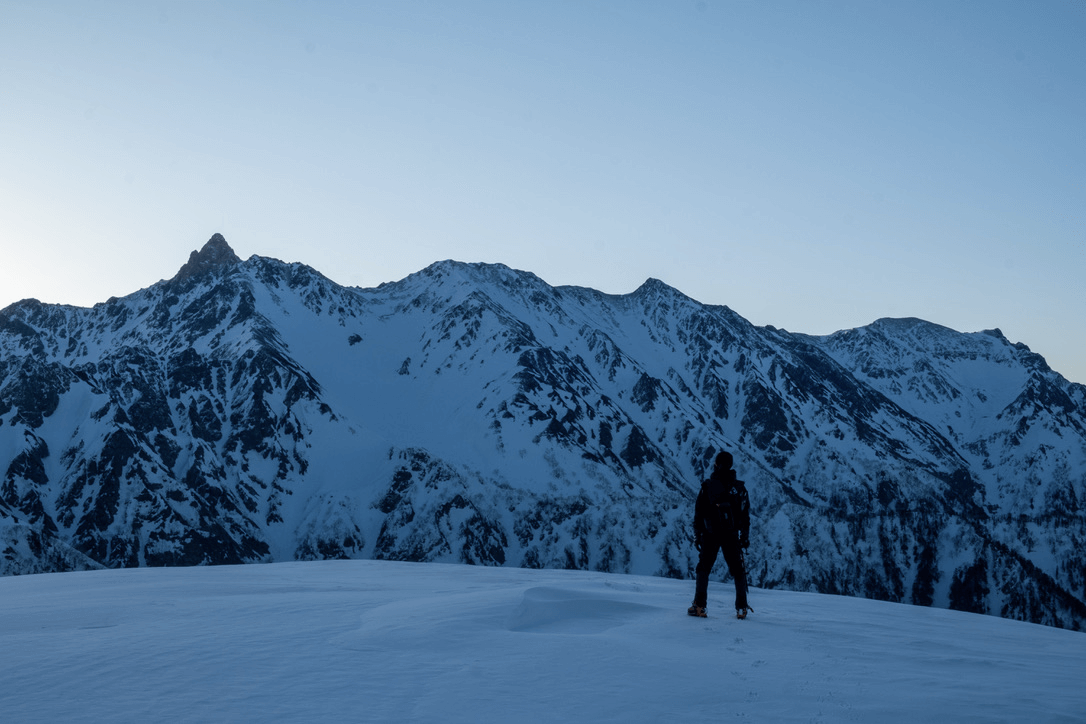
[2,234,1084,629]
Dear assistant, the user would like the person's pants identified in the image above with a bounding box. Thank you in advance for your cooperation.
[694,537,748,610]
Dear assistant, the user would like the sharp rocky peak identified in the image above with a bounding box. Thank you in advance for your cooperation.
[173,233,241,281]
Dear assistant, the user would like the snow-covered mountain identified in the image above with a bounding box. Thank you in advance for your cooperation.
[2,234,1083,629]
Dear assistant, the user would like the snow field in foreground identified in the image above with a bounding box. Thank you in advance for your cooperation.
[1,560,1083,723]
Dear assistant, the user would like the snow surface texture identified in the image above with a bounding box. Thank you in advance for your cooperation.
[1,561,1083,724]
[2,235,1085,630]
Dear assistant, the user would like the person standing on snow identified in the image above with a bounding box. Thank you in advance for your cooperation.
[688,450,751,619]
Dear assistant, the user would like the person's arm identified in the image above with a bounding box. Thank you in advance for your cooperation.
[735,484,751,547]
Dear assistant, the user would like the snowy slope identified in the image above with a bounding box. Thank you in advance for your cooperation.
[1,561,1083,724]
[1,235,1084,630]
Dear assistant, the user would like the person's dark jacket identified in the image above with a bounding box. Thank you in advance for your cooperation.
[693,468,750,549]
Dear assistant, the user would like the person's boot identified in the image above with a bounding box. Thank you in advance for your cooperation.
[687,602,707,618]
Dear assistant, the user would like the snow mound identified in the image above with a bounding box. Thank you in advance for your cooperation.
[506,586,662,634]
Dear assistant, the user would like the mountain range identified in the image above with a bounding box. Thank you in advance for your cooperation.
[2,234,1083,629]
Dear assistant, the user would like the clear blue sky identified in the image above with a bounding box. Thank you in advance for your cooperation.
[2,1,1084,383]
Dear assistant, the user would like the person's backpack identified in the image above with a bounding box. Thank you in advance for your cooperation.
[699,476,736,537]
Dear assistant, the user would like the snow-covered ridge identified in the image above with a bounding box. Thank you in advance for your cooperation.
[2,235,1084,630]
[2,561,1083,723]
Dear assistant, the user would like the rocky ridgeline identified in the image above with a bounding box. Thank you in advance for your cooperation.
[1,235,1084,629]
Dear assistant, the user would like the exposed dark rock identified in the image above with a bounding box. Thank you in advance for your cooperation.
[172,234,241,282]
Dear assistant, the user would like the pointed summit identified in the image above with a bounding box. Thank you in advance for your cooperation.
[174,233,241,281]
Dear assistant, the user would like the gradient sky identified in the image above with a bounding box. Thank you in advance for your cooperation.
[2,1,1084,383]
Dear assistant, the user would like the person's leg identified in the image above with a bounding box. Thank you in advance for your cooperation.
[721,542,749,610]
[693,542,720,607]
